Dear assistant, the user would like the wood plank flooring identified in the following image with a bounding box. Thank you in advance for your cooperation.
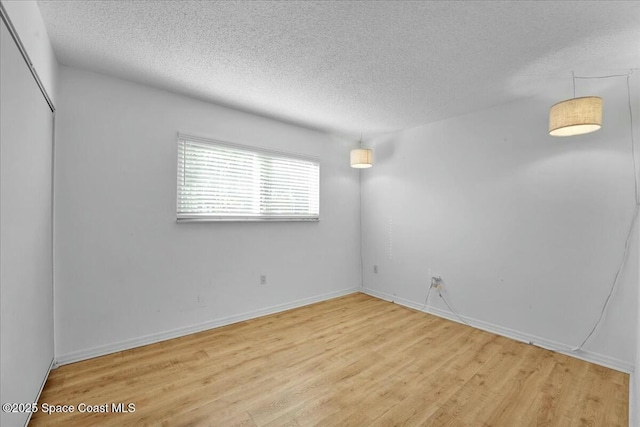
[30,293,629,426]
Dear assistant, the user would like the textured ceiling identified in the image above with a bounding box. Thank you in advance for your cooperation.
[37,1,640,136]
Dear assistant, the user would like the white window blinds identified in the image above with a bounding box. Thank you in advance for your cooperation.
[177,134,320,221]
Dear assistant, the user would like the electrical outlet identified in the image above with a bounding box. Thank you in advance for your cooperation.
[431,276,442,289]
[260,274,267,285]
[373,265,378,274]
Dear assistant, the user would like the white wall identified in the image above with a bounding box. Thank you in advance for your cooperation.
[362,73,639,371]
[54,66,361,362]
[1,0,57,104]
[0,18,54,427]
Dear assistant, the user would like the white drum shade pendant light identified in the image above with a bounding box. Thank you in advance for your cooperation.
[549,73,602,137]
[350,135,373,168]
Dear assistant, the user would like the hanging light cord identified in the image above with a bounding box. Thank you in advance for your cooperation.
[422,285,432,310]
[574,72,635,80]
[627,72,639,205]
[572,204,639,351]
[358,134,365,289]
[359,171,364,289]
[572,69,637,204]
[421,278,470,326]
[437,288,470,326]
[571,69,638,352]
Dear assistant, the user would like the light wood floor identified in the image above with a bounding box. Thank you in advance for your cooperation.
[30,293,628,426]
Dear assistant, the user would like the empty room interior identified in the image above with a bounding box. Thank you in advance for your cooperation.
[2,1,640,426]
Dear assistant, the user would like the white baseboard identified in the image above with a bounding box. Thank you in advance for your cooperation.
[55,287,359,366]
[362,287,633,374]
[24,357,55,427]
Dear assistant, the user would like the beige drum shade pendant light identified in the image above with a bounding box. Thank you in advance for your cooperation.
[549,73,602,137]
[351,134,373,168]
[350,148,373,168]
[549,96,603,137]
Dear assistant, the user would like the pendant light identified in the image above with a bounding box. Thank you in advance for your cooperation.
[549,72,602,137]
[350,135,373,168]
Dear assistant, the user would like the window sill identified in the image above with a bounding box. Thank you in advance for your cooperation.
[176,217,320,223]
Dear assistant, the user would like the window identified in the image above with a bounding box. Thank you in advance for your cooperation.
[177,133,320,221]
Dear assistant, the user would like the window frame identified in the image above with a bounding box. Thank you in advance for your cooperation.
[176,132,320,222]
